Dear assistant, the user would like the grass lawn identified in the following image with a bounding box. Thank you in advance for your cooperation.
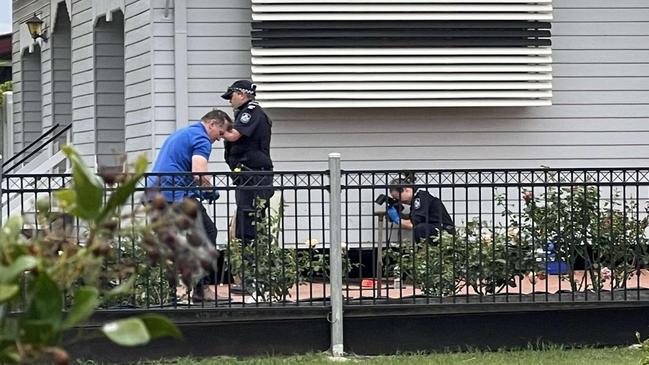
[121,347,643,365]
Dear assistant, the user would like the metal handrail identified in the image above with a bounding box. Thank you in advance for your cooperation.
[3,123,72,174]
[1,123,61,169]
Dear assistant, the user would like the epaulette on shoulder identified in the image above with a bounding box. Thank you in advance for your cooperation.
[247,102,259,110]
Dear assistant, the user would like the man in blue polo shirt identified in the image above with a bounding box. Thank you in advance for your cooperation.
[149,109,232,302]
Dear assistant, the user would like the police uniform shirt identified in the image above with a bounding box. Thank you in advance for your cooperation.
[409,190,455,229]
[225,100,273,170]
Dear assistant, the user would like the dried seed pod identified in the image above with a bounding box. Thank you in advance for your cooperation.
[176,216,192,231]
[143,232,157,247]
[159,231,178,250]
[145,247,161,263]
[101,218,119,232]
[27,244,38,255]
[164,269,177,284]
[65,243,79,256]
[180,266,193,287]
[91,242,112,257]
[180,199,199,219]
[200,255,215,271]
[186,231,204,247]
[114,173,128,184]
[152,194,167,210]
[99,172,117,186]
[50,348,70,365]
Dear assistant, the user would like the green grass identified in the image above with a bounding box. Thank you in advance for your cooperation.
[103,347,642,365]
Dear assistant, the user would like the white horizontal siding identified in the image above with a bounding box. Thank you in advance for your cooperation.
[250,1,552,107]
[147,0,649,172]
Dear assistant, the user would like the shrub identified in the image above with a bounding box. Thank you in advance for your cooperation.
[0,147,218,363]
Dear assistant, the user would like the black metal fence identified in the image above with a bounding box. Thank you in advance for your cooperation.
[2,168,649,308]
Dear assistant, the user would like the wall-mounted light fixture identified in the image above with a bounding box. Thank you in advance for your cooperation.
[25,13,48,42]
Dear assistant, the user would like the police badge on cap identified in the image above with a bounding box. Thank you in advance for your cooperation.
[221,80,257,100]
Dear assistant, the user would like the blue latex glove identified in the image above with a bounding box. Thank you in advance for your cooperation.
[189,188,220,202]
[387,206,400,225]
[201,189,220,202]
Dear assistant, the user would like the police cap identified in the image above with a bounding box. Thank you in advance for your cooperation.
[221,80,257,100]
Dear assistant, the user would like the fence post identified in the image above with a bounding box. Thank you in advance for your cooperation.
[328,152,344,357]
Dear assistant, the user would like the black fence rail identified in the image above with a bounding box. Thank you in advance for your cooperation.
[342,169,649,305]
[2,168,649,308]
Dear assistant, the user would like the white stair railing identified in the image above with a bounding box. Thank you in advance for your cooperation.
[1,126,72,224]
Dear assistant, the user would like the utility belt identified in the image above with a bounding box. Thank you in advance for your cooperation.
[230,163,274,187]
[413,221,456,235]
[227,151,273,171]
[234,164,272,172]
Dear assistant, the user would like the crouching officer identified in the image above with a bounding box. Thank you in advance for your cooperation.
[221,80,274,247]
[387,178,455,244]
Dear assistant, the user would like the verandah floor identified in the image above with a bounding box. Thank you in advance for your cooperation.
[172,270,649,305]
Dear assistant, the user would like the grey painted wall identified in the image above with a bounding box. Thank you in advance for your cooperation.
[94,12,125,167]
[8,0,649,247]
[10,0,649,171]
[174,0,649,171]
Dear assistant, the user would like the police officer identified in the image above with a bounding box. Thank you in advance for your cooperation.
[221,80,274,247]
[387,179,455,243]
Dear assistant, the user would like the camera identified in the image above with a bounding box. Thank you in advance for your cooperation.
[375,193,399,208]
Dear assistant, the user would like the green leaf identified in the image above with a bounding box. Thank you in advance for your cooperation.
[0,285,18,303]
[96,154,148,224]
[55,189,77,212]
[0,217,24,246]
[25,273,63,328]
[139,314,182,341]
[101,315,181,347]
[19,320,55,345]
[101,318,150,346]
[0,315,17,340]
[0,349,20,364]
[62,146,104,220]
[62,287,99,330]
[0,256,37,284]
[105,275,135,297]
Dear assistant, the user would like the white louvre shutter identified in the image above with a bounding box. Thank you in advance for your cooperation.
[250,0,553,108]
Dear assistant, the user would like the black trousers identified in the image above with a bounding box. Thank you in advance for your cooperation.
[235,174,274,247]
[196,200,218,286]
[413,223,440,244]
[413,223,456,245]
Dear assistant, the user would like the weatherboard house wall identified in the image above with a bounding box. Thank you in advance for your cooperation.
[8,0,649,171]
